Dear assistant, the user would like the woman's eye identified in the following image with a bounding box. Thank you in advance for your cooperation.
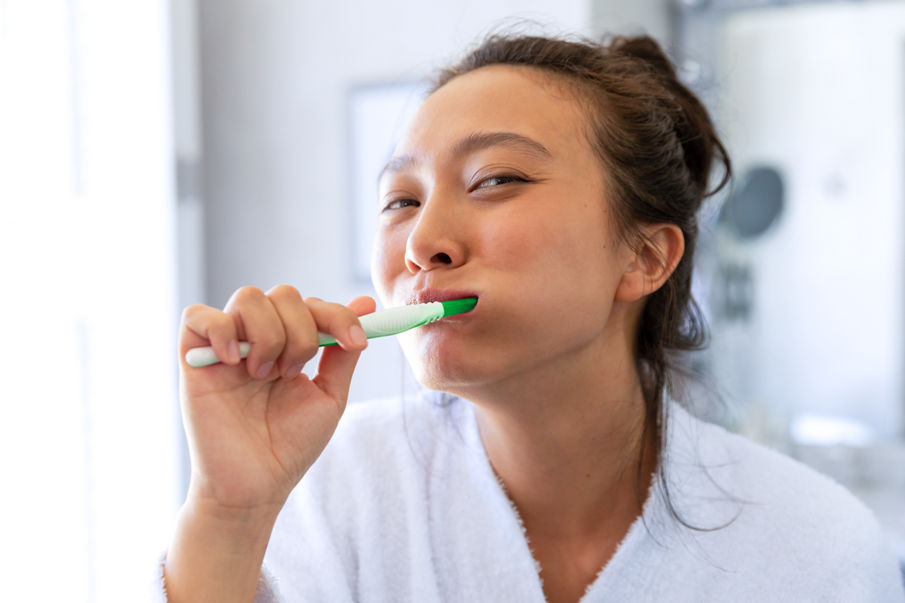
[475,175,527,189]
[382,198,420,212]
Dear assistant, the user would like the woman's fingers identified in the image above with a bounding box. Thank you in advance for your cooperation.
[181,287,376,386]
[313,296,377,402]
[346,295,378,317]
[181,303,242,366]
[223,286,287,380]
[266,285,319,379]
[303,296,372,351]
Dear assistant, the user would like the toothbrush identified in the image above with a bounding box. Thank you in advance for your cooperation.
[184,297,478,368]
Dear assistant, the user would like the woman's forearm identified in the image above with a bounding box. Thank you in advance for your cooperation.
[164,497,282,603]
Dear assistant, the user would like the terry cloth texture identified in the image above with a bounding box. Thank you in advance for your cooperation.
[155,394,905,602]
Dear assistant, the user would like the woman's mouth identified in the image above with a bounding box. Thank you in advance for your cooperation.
[406,288,479,309]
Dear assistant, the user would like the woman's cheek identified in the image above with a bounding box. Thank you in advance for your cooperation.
[478,211,547,265]
[370,232,397,302]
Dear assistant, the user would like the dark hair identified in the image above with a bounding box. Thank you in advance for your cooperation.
[432,33,732,526]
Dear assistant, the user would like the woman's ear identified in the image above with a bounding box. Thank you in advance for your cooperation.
[615,223,685,303]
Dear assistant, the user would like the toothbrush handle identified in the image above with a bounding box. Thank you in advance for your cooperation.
[184,302,444,368]
[316,302,442,345]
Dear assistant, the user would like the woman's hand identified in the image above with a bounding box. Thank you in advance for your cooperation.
[165,286,375,603]
[179,285,375,513]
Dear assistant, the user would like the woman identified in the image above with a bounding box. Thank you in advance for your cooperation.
[159,34,904,602]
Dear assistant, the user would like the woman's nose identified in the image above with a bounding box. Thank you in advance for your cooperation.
[404,195,467,274]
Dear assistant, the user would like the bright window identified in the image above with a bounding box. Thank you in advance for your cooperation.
[0,1,181,600]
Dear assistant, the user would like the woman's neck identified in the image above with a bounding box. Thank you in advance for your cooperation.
[457,327,658,597]
[471,366,653,539]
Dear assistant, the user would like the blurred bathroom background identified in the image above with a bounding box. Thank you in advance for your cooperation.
[1,0,903,599]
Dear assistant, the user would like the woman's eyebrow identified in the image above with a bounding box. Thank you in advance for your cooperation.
[379,155,416,183]
[378,131,552,183]
[451,131,553,161]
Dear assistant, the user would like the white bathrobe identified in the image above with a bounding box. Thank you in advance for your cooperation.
[156,394,905,602]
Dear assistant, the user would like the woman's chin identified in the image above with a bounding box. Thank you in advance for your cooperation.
[405,348,493,395]
[410,358,478,393]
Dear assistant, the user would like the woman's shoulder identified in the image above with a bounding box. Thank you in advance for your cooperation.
[690,409,875,528]
[665,404,902,598]
[669,403,869,514]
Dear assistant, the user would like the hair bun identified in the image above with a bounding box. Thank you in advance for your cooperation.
[604,35,729,199]
[608,35,678,79]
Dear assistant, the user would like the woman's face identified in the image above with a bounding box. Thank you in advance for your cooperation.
[371,65,636,394]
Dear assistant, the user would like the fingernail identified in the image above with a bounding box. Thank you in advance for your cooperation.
[348,325,367,348]
[228,340,240,364]
[284,363,303,379]
[256,361,274,379]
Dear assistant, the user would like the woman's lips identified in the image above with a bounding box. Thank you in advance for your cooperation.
[406,289,479,308]
[404,290,479,323]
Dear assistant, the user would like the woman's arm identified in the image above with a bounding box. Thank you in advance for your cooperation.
[164,497,280,603]
[162,287,375,602]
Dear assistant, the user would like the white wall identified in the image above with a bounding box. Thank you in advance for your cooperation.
[194,0,611,401]
[592,0,674,48]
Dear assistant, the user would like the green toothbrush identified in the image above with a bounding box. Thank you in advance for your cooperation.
[184,297,478,368]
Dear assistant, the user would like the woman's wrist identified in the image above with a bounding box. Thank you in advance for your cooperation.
[164,496,283,603]
[184,483,286,525]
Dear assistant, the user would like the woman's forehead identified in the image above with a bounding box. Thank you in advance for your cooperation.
[396,64,591,160]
